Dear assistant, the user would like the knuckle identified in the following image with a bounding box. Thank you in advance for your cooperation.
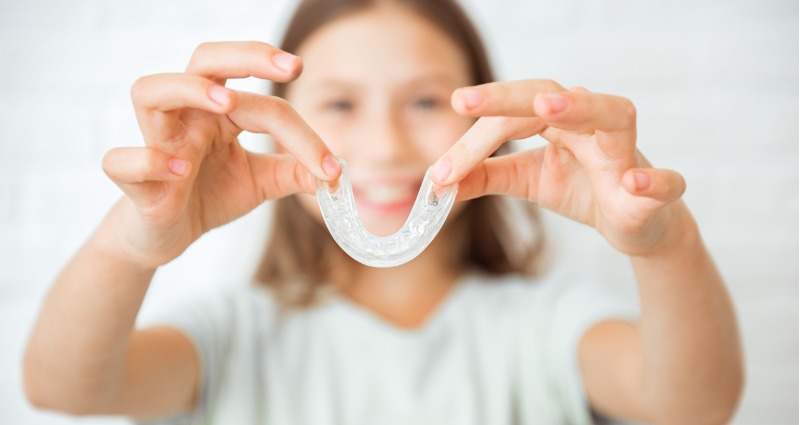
[497,116,532,140]
[192,42,214,60]
[455,143,474,161]
[189,42,218,69]
[269,95,291,111]
[101,149,118,177]
[621,97,637,124]
[542,79,563,92]
[262,96,294,119]
[477,162,491,195]
[130,75,152,104]
[276,157,305,195]
[494,81,511,98]
[675,172,687,196]
[296,162,314,193]
[451,139,491,174]
[244,40,277,58]
[495,115,518,128]
[141,149,161,176]
[488,115,519,136]
[583,95,597,120]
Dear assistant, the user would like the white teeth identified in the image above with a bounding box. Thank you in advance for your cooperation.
[361,185,413,203]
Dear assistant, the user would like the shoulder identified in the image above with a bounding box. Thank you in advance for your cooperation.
[138,283,281,340]
[459,270,636,326]
[462,273,637,424]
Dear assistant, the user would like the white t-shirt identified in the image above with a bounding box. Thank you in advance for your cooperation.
[138,272,636,425]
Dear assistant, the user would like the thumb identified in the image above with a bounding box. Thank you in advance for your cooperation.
[246,152,318,201]
[621,167,686,216]
[455,149,545,201]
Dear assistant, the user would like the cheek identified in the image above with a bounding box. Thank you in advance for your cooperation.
[414,116,474,159]
[301,119,353,158]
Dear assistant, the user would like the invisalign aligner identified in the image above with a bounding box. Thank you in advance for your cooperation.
[315,157,458,268]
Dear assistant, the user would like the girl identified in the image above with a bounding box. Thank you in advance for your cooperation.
[24,0,744,423]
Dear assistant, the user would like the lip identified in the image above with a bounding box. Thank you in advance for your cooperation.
[351,179,422,215]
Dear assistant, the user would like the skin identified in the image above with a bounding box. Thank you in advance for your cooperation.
[285,5,473,326]
[23,3,744,424]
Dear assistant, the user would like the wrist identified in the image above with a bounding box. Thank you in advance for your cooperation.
[89,199,161,274]
[634,202,702,260]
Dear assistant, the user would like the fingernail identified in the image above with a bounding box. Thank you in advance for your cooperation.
[272,52,299,72]
[208,85,232,106]
[634,171,651,191]
[431,159,452,182]
[546,93,568,113]
[458,88,483,110]
[169,158,189,176]
[322,155,341,178]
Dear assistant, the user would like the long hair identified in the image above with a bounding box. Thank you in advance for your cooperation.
[253,0,546,307]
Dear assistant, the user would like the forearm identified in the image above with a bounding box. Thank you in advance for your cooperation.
[633,205,743,424]
[24,201,156,414]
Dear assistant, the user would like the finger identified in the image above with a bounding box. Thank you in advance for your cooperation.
[451,79,565,117]
[430,116,547,187]
[102,147,191,209]
[454,149,545,201]
[622,167,686,207]
[131,73,237,145]
[131,73,236,114]
[228,92,341,182]
[247,153,317,199]
[186,41,302,84]
[102,147,190,184]
[532,91,637,133]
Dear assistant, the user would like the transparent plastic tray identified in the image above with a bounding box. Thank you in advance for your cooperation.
[315,157,458,268]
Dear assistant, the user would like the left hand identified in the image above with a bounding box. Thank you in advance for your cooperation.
[430,79,689,256]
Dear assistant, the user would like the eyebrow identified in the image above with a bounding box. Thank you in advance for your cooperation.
[305,73,465,92]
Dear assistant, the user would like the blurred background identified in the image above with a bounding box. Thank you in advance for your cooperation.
[0,0,796,423]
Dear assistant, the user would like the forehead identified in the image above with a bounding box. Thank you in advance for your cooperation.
[292,5,471,88]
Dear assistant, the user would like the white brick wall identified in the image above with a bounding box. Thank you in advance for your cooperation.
[0,0,796,423]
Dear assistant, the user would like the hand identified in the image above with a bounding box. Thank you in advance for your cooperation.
[430,80,688,256]
[101,41,341,268]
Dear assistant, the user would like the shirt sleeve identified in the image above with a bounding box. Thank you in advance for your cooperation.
[511,273,638,425]
[134,288,240,425]
[547,275,639,425]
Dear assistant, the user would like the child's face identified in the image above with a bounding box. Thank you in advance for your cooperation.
[286,5,474,237]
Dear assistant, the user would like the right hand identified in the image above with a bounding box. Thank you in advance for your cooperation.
[101,41,341,269]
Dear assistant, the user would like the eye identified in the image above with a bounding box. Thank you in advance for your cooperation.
[326,99,354,112]
[411,96,442,110]
[411,97,440,110]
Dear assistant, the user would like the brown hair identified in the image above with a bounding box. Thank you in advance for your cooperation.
[253,0,546,307]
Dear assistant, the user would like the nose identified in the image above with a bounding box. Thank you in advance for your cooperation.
[358,105,419,166]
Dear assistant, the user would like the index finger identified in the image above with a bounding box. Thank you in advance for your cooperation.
[454,80,637,134]
[229,92,341,182]
[430,116,547,187]
[186,41,303,84]
[451,79,565,117]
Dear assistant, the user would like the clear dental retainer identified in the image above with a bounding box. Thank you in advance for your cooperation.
[315,157,458,268]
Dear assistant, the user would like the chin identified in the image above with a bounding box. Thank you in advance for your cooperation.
[359,213,409,237]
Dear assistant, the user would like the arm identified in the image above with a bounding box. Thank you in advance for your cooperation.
[580,207,743,424]
[24,201,199,418]
[432,80,744,424]
[23,41,339,419]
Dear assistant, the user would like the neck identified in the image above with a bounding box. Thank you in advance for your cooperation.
[343,235,461,328]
